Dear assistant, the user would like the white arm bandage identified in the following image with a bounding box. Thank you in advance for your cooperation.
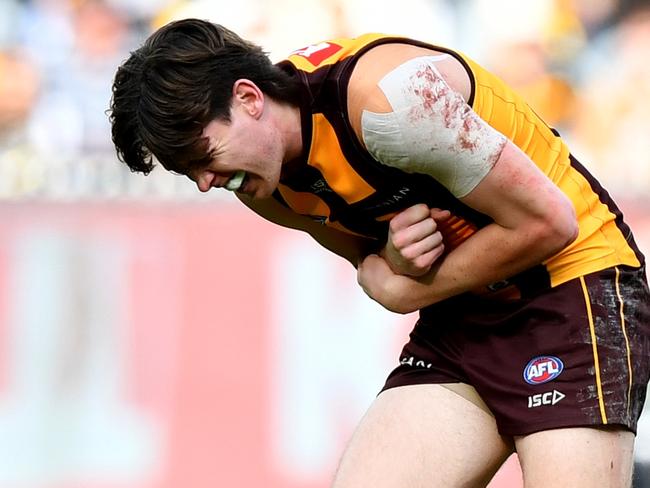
[361,55,507,197]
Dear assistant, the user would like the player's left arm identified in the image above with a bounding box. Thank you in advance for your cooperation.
[358,140,579,313]
[349,44,579,313]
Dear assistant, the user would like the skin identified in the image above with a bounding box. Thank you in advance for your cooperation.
[380,204,450,277]
[180,42,633,487]
[331,384,514,488]
[347,43,579,313]
[189,79,302,199]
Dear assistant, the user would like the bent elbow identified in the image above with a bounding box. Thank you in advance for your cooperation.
[379,283,421,315]
[379,293,419,315]
[562,218,579,248]
[556,202,579,248]
[387,301,419,315]
[542,205,579,254]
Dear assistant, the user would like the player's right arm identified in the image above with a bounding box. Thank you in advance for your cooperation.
[236,193,377,268]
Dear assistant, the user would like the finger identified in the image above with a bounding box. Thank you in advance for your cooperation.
[391,218,437,250]
[398,244,445,277]
[430,207,452,221]
[415,243,445,269]
[389,203,431,232]
[400,232,444,260]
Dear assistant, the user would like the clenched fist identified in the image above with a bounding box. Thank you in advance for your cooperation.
[381,204,450,277]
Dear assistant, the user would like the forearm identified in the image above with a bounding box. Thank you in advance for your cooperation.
[376,142,580,312]
[377,219,574,312]
[237,193,378,268]
[310,229,378,268]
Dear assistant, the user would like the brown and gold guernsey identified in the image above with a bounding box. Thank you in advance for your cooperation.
[273,34,644,295]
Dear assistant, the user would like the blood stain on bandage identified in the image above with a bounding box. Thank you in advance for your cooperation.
[407,65,487,154]
[363,56,507,193]
[459,116,481,151]
[408,66,448,118]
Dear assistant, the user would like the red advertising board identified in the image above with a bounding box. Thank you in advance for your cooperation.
[0,200,647,487]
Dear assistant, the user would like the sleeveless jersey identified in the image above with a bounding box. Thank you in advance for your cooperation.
[274,33,644,294]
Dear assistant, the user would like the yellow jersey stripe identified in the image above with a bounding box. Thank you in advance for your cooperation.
[614,267,634,416]
[580,276,608,424]
[277,186,331,217]
[308,114,375,203]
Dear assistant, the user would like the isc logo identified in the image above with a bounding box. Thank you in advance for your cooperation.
[528,390,566,408]
[523,356,564,385]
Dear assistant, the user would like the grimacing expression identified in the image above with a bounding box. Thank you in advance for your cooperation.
[187,80,285,199]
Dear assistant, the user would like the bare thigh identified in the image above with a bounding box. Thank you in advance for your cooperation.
[331,384,514,488]
[515,427,635,488]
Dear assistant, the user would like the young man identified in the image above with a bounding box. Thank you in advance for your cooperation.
[109,18,649,487]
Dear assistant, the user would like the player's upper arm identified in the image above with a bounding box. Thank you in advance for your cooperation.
[348,43,577,252]
[460,140,579,250]
[236,193,375,267]
[348,43,507,198]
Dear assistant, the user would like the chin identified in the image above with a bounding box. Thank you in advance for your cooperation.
[249,182,273,200]
[258,176,280,199]
[256,188,275,199]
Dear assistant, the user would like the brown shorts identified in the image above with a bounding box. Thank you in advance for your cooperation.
[381,265,650,436]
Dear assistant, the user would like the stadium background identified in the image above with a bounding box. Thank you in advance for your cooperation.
[0,0,649,486]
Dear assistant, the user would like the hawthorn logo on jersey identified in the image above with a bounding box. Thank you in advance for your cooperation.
[523,356,564,385]
[290,42,343,66]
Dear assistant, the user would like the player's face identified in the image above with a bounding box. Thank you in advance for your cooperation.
[188,86,285,199]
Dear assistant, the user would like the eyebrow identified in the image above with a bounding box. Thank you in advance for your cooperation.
[188,153,213,168]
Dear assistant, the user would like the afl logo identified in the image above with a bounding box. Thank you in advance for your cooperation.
[523,356,564,385]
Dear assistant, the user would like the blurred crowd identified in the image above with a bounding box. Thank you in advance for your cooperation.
[0,0,648,201]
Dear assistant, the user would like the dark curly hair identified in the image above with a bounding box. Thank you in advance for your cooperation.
[109,18,300,175]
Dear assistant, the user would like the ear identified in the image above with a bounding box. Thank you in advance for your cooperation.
[232,79,265,119]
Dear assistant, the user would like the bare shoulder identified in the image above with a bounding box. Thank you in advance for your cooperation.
[347,42,472,142]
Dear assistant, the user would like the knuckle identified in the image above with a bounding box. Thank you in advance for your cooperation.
[432,244,444,258]
[391,235,405,250]
[414,204,429,218]
[389,218,403,233]
[414,256,431,268]
[413,203,428,212]
[402,247,418,260]
[425,218,437,233]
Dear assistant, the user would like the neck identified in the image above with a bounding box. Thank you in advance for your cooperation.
[274,101,303,164]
